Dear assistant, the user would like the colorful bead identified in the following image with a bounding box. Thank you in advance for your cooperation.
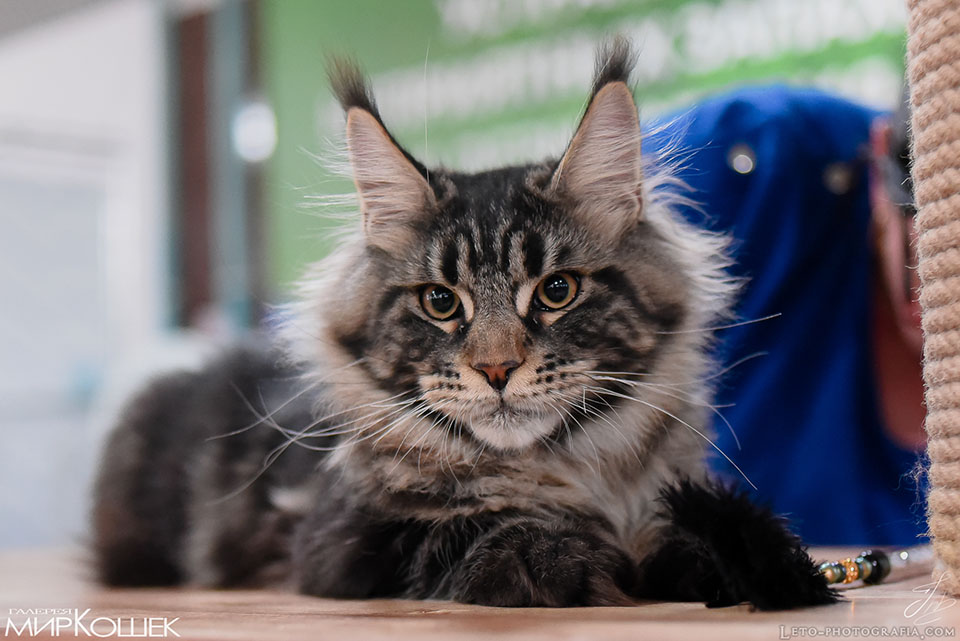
[819,562,844,584]
[840,558,860,584]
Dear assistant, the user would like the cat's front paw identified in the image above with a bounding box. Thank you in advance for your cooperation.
[657,480,838,611]
[450,521,635,607]
[725,541,837,611]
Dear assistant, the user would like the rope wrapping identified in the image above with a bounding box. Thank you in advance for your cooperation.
[908,0,960,595]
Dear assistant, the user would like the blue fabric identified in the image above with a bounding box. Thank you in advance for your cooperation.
[646,86,927,546]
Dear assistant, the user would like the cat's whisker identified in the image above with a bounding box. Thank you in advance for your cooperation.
[350,410,414,452]
[467,440,487,475]
[390,406,451,475]
[238,387,417,444]
[585,374,741,451]
[550,397,602,477]
[293,402,421,448]
[533,416,558,456]
[224,384,323,449]
[583,370,700,393]
[292,416,400,455]
[256,403,408,465]
[362,411,411,446]
[422,38,431,180]
[697,351,769,384]
[254,392,425,475]
[447,402,481,464]
[331,402,438,459]
[566,390,635,445]
[309,356,370,382]
[224,394,414,501]
[432,413,464,487]
[415,405,456,476]
[367,392,427,409]
[364,409,418,453]
[374,402,428,451]
[528,403,559,458]
[282,390,421,439]
[551,388,644,466]
[209,379,321,441]
[356,398,442,447]
[209,470,268,505]
[588,388,628,429]
[583,369,651,378]
[655,313,781,335]
[208,398,380,504]
[546,402,572,450]
[583,385,757,491]
[586,350,767,389]
[376,397,454,459]
[557,401,575,450]
[301,401,418,439]
[569,387,639,458]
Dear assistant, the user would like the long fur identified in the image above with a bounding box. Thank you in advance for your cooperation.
[91,38,834,610]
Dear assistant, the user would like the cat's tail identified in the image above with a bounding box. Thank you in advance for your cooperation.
[91,371,199,586]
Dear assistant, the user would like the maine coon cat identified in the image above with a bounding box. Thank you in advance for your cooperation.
[92,38,836,610]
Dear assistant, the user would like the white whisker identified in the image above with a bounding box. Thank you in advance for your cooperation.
[584,385,757,490]
[586,374,741,451]
[553,388,643,466]
[656,312,781,335]
[551,397,602,477]
[209,380,319,441]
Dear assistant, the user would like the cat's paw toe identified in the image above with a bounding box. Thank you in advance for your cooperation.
[452,524,634,607]
[742,549,839,611]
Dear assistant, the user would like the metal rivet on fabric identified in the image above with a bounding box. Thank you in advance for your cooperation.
[823,162,853,195]
[727,144,756,174]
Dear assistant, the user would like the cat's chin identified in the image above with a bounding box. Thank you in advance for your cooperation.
[465,407,559,452]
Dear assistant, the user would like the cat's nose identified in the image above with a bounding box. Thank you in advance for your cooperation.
[472,360,521,391]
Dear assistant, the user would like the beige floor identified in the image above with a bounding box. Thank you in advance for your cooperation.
[2,548,958,640]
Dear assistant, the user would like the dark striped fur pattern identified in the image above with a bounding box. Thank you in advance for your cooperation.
[92,37,836,610]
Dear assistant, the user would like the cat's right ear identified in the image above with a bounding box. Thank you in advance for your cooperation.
[345,108,437,252]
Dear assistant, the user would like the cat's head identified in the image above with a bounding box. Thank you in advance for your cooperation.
[292,38,735,458]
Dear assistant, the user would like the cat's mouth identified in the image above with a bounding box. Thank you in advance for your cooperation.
[490,401,529,421]
[457,400,560,452]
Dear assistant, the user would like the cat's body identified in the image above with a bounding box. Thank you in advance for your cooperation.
[92,39,836,609]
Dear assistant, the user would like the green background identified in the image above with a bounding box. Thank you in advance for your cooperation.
[260,0,907,296]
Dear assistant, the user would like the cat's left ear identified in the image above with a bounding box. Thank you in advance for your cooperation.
[548,81,643,240]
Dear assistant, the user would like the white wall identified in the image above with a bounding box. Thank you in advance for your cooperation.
[0,0,170,358]
[0,0,171,547]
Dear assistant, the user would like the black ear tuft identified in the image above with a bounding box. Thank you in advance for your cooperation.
[326,56,382,121]
[326,54,432,185]
[590,35,638,98]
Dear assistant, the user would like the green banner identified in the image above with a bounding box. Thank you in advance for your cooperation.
[261,0,906,294]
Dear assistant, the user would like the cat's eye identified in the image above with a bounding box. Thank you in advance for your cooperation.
[420,285,461,320]
[535,272,579,310]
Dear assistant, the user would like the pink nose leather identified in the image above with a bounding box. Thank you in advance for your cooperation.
[473,360,521,391]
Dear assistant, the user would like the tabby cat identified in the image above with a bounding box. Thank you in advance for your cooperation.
[92,38,836,610]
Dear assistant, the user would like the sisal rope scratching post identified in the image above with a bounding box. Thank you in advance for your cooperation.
[907,0,960,595]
